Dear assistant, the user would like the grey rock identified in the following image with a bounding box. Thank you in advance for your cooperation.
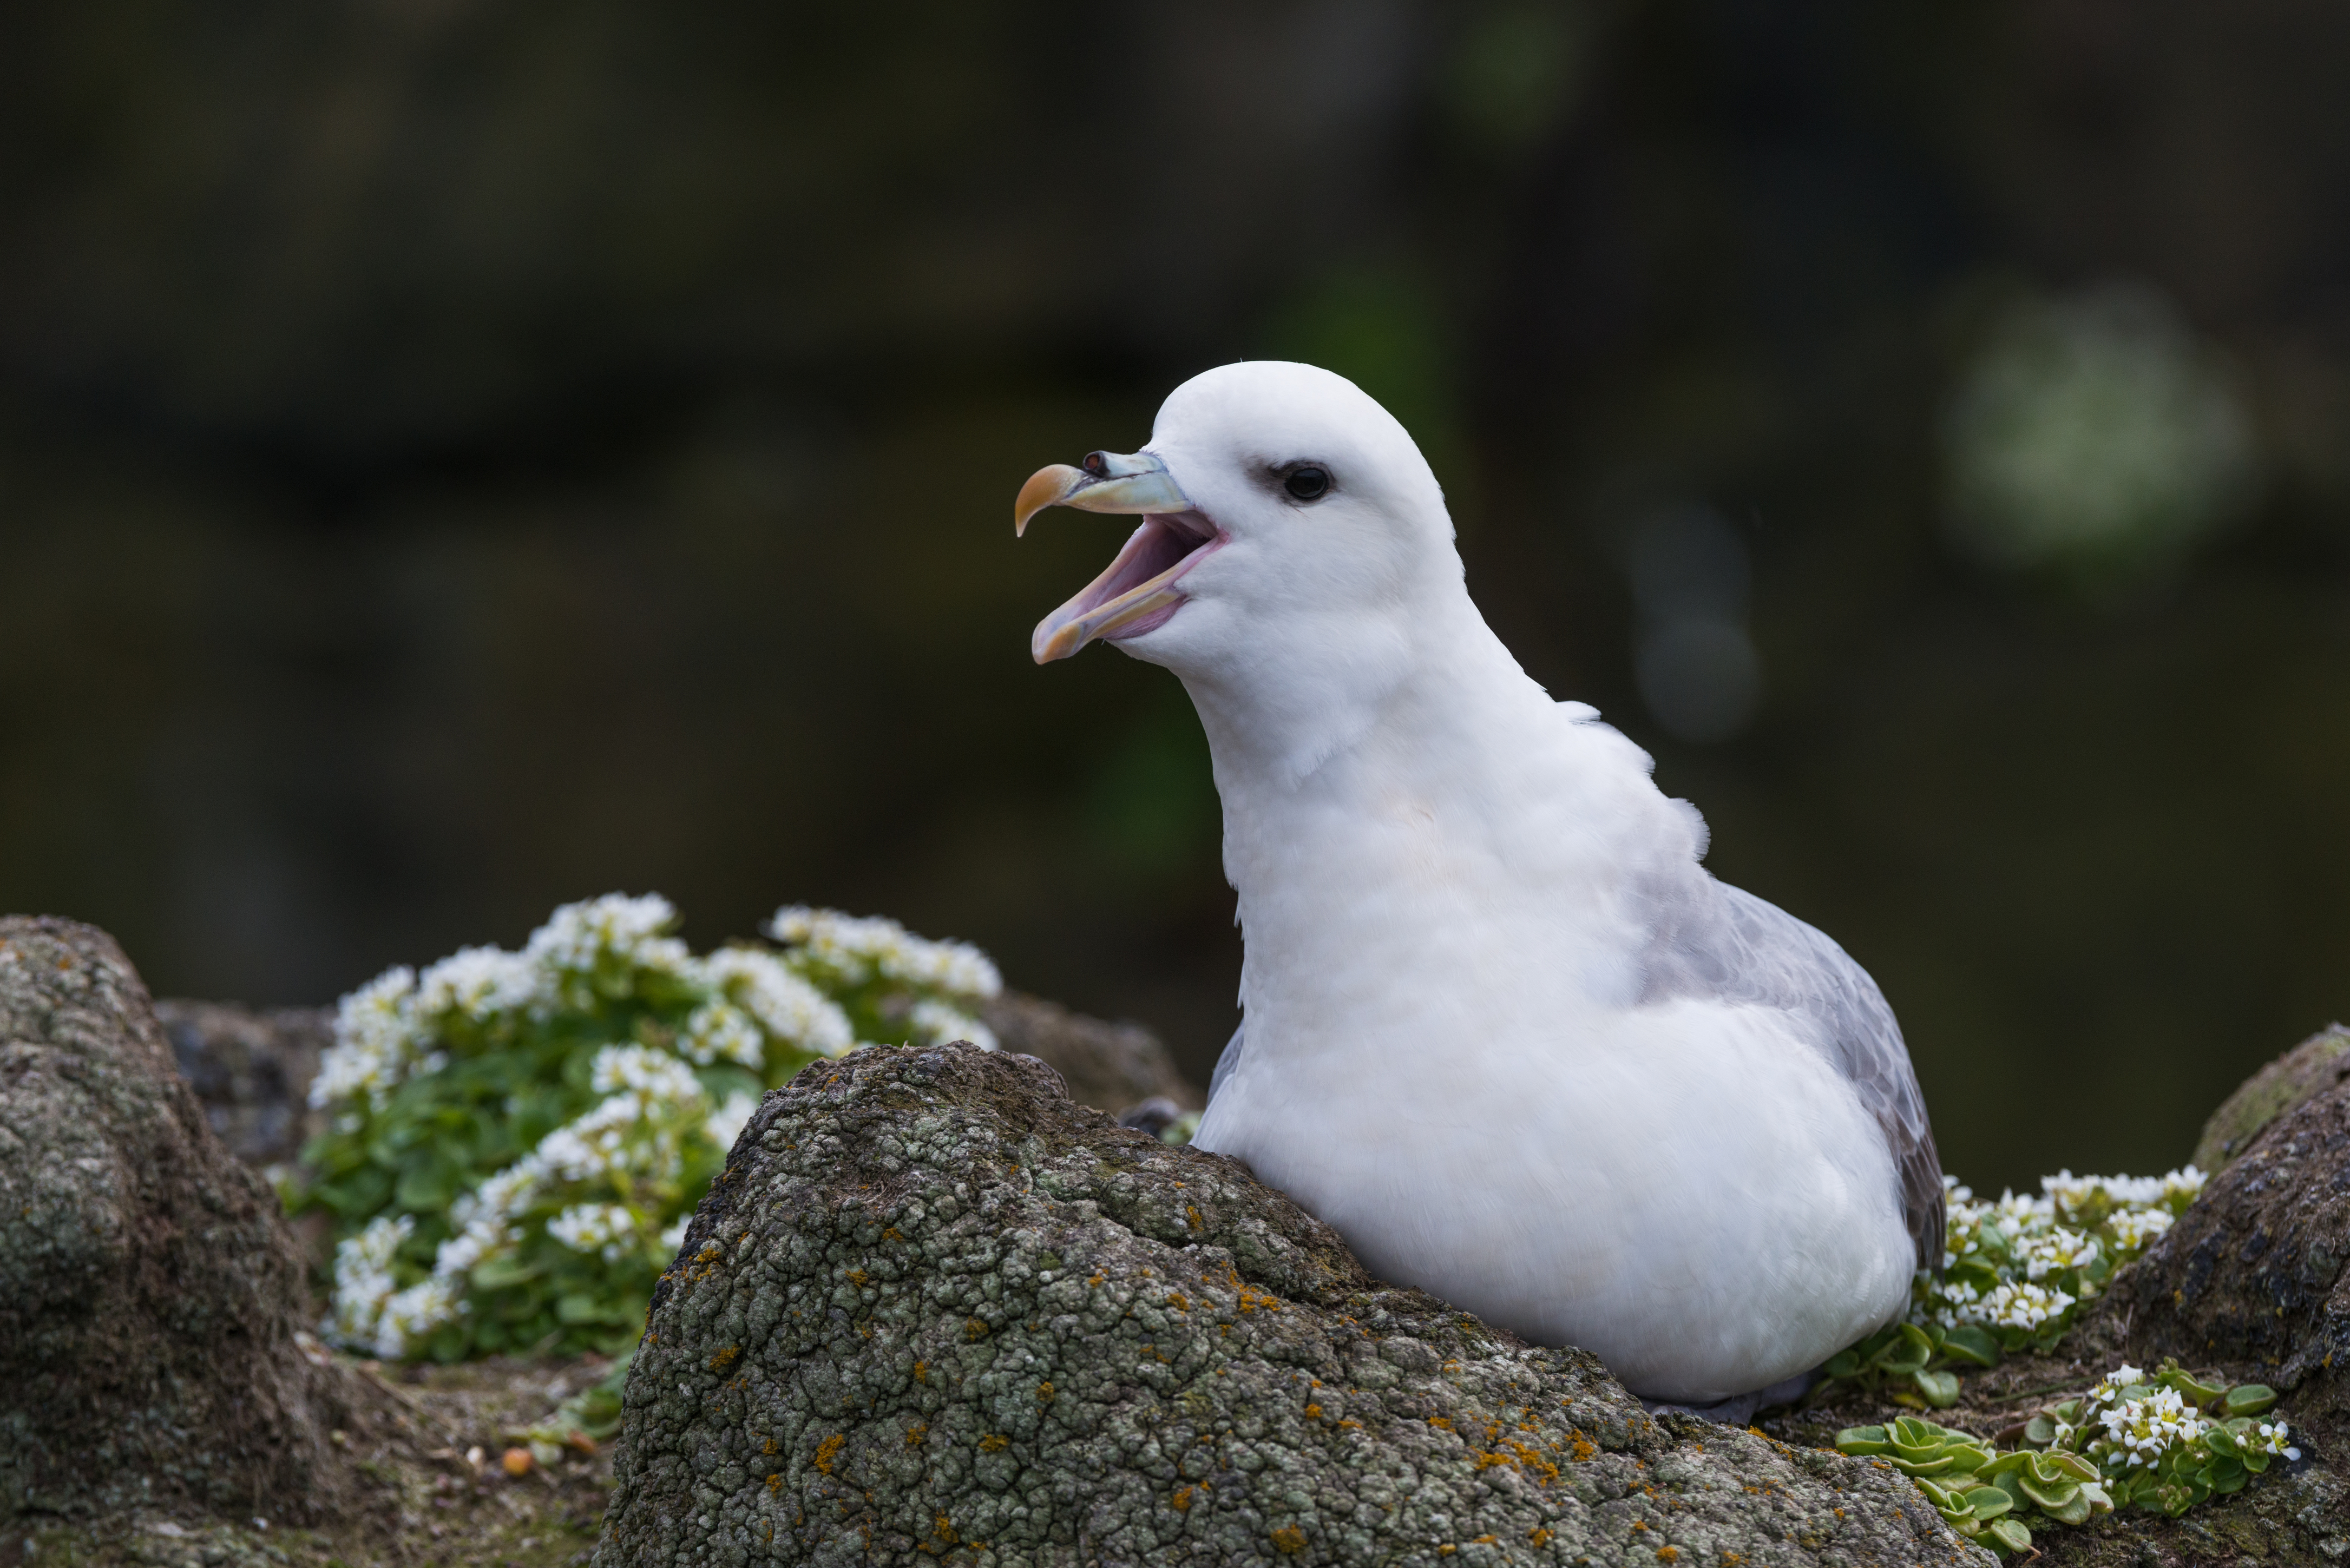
[981,991,1202,1116]
[0,918,367,1523]
[596,1042,1985,1566]
[154,998,332,1168]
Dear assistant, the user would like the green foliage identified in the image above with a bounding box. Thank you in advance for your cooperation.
[1818,1167,2205,1409]
[1837,1361,2296,1556]
[288,894,1000,1360]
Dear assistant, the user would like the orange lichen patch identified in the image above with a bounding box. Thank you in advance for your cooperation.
[883,1227,903,1240]
[708,1345,740,1372]
[1186,1206,1205,1230]
[1036,1381,1056,1402]
[1088,1271,1106,1287]
[1528,1526,1554,1546]
[905,1424,929,1447]
[813,1434,845,1474]
[914,1360,928,1383]
[1568,1434,1598,1462]
[932,1516,957,1545]
[1656,1549,1678,1564]
[1630,1521,1649,1532]
[763,1437,780,1455]
[1427,1417,1454,1432]
[1472,1535,1496,1545]
[1337,1419,1363,1431]
[1166,1292,1191,1311]
[1172,1486,1194,1513]
[1304,1404,1323,1420]
[847,1269,869,1287]
[1721,1555,1743,1566]
[1507,1440,1559,1483]
[1270,1527,1308,1554]
[979,1435,1010,1453]
[1472,1451,1512,1471]
[1437,1547,1456,1557]
[765,1473,782,1493]
[966,1317,991,1340]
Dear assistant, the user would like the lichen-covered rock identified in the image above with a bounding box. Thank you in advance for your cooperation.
[2191,1022,2350,1174]
[597,1043,1984,1566]
[0,918,366,1521]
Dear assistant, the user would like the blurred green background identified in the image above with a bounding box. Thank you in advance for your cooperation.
[1,1,2345,1192]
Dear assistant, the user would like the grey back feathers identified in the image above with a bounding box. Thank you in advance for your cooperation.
[1639,878,1944,1274]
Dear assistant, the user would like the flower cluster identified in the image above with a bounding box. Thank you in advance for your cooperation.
[766,906,1000,1050]
[1840,1359,2294,1557]
[1824,1163,2209,1412]
[294,893,1002,1360]
[1918,1165,2203,1349]
[2029,1359,2295,1521]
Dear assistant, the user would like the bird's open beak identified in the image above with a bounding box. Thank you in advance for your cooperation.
[1015,450,1225,663]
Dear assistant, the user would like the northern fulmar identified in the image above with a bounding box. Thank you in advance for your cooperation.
[1014,360,1940,1409]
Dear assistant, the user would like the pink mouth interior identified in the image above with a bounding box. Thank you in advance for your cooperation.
[1072,513,1222,638]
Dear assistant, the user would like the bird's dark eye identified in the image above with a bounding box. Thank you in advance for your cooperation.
[1284,465,1330,502]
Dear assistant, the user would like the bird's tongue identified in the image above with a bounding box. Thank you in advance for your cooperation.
[1031,515,1222,664]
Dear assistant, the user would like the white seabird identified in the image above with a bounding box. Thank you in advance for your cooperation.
[1013,360,1940,1407]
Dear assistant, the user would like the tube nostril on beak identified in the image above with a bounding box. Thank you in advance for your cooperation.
[1082,451,1111,477]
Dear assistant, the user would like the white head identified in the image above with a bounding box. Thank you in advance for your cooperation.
[1016,362,1473,768]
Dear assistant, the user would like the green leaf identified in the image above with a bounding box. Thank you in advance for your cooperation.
[1961,1486,2013,1520]
[1985,1518,2031,1553]
[1937,1324,2002,1368]
[2222,1383,2278,1417]
[1913,1368,1962,1407]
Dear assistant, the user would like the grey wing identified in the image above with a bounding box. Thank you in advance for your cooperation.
[1644,879,1945,1274]
[1207,1020,1246,1106]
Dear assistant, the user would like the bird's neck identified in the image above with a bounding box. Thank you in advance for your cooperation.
[1178,587,1688,1056]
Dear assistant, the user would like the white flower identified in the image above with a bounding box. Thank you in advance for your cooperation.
[2015,1226,2100,1282]
[2162,1165,2207,1207]
[695,946,855,1058]
[679,1000,766,1069]
[414,945,543,1022]
[704,1091,761,1152]
[313,966,431,1110]
[548,1202,641,1264]
[766,906,1002,1000]
[525,893,693,989]
[592,1042,705,1102]
[2093,1364,2145,1401]
[2097,1385,2206,1460]
[1964,1281,2076,1331]
[1989,1189,2054,1235]
[2106,1206,2175,1251]
[329,1214,413,1346]
[373,1276,465,1359]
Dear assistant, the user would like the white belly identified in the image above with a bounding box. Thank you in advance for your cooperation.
[1193,998,1914,1403]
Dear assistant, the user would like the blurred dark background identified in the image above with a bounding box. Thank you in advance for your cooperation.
[2,1,2345,1191]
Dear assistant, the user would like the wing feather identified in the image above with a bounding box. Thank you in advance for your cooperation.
[1643,879,1944,1273]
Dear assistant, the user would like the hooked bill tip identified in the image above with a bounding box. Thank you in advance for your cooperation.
[1014,464,1087,536]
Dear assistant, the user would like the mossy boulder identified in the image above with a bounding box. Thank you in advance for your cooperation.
[2191,1022,2350,1174]
[596,1043,1984,1566]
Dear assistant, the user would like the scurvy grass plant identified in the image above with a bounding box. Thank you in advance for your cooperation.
[1822,1167,2206,1407]
[293,894,1001,1360]
[1838,1361,2294,1555]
